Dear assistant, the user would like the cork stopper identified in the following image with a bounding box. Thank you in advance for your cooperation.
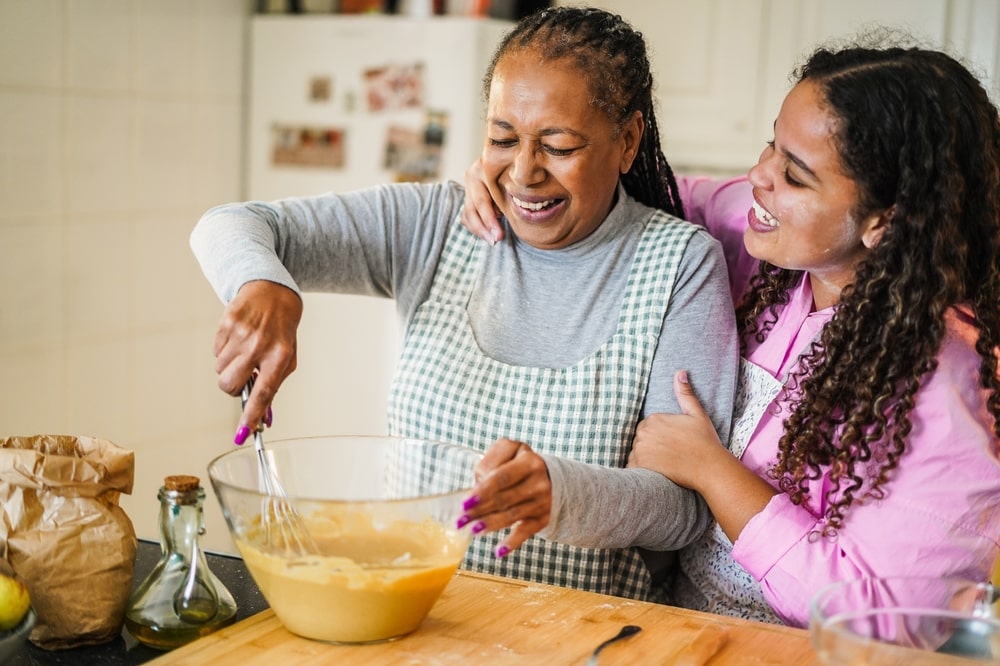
[164,475,201,492]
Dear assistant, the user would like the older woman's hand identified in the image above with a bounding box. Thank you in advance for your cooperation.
[459,438,552,558]
[461,158,505,245]
[213,279,303,443]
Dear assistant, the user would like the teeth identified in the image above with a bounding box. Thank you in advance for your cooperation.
[512,195,555,211]
[752,201,778,227]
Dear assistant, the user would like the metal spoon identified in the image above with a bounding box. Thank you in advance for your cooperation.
[586,624,642,665]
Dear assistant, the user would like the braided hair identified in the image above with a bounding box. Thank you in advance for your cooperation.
[737,34,1000,534]
[481,6,685,219]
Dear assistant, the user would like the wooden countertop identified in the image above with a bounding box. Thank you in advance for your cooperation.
[149,570,818,665]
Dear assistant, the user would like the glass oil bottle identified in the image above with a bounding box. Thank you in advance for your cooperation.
[125,475,237,650]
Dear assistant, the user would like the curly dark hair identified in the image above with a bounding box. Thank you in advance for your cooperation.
[481,6,685,219]
[736,37,1000,534]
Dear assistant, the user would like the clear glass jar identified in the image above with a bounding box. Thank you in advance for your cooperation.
[124,475,237,650]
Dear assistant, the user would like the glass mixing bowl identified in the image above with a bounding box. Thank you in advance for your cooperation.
[207,435,483,644]
[810,576,1000,665]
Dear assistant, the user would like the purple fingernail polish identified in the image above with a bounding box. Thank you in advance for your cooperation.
[234,426,250,446]
[462,495,480,511]
[264,405,273,428]
[496,545,509,559]
[472,521,487,535]
[456,514,471,529]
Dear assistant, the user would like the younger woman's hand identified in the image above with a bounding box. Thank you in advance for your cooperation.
[461,158,505,244]
[458,438,551,558]
[629,370,779,542]
[627,370,727,491]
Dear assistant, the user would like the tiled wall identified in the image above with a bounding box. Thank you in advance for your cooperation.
[0,0,251,554]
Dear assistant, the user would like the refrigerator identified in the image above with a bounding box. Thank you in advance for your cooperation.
[245,15,513,439]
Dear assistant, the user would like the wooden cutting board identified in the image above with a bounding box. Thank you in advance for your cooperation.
[148,570,819,665]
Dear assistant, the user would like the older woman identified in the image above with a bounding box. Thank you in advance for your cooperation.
[190,6,738,602]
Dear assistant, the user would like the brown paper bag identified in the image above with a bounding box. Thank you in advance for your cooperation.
[0,434,138,649]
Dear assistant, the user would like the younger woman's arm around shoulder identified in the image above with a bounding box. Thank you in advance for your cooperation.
[674,174,758,304]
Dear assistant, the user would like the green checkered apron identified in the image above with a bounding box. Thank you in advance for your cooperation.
[387,212,696,601]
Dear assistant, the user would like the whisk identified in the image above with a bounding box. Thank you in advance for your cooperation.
[240,377,317,557]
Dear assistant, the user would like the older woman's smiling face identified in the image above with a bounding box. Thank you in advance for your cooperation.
[481,51,642,250]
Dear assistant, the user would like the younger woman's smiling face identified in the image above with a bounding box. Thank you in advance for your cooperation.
[481,50,642,250]
[745,79,890,309]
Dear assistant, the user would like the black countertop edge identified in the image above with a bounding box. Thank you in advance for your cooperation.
[11,539,269,665]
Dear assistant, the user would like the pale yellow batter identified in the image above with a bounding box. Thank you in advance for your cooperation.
[238,511,469,643]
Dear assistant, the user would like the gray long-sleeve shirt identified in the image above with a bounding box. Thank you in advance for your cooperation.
[191,180,739,556]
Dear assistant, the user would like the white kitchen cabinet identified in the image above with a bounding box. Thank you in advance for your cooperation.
[581,0,1000,173]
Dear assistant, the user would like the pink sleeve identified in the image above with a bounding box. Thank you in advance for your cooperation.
[731,316,1000,627]
[676,175,757,305]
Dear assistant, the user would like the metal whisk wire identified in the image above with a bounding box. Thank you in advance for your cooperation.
[240,377,317,557]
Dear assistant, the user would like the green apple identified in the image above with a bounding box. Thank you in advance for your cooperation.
[0,573,30,631]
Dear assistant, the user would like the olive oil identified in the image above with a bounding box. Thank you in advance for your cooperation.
[125,608,234,650]
[125,475,237,650]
